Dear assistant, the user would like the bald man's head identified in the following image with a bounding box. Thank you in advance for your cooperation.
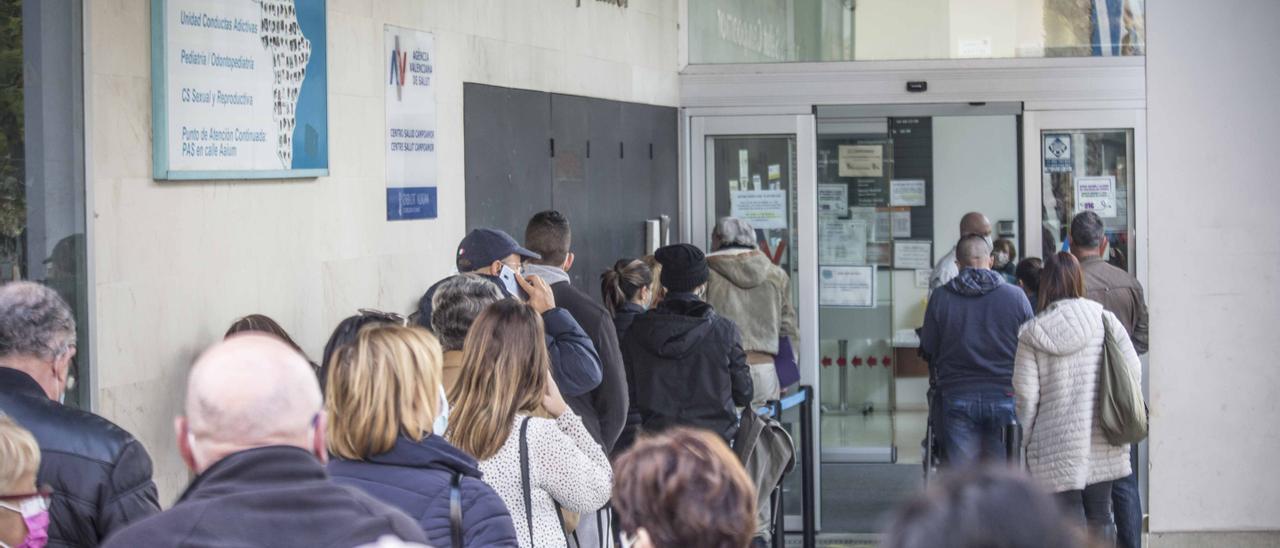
[960,212,992,238]
[178,334,323,472]
[956,234,994,270]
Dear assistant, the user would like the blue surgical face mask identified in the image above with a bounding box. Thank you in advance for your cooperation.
[433,386,450,436]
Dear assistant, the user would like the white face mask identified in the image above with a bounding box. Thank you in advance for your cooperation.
[433,386,450,436]
[993,251,1011,268]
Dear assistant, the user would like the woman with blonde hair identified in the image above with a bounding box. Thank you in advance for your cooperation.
[446,299,612,548]
[325,325,518,547]
[0,415,48,548]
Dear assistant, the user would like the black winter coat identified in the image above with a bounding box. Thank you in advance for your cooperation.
[611,302,647,455]
[549,280,629,454]
[621,293,753,443]
[101,446,427,548]
[0,368,160,547]
[328,435,519,547]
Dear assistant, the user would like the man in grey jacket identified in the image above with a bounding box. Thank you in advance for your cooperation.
[1070,211,1149,548]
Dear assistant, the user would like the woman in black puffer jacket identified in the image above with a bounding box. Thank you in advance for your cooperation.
[620,244,754,444]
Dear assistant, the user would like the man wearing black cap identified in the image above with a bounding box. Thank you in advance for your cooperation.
[620,243,753,443]
[415,228,603,398]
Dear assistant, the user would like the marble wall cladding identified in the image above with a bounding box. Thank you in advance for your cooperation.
[88,0,680,502]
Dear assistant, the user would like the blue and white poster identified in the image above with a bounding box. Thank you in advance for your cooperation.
[1044,134,1073,173]
[383,26,437,221]
[151,0,329,180]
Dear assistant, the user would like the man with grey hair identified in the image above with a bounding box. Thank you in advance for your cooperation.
[705,216,797,412]
[1069,210,1149,548]
[919,235,1033,466]
[0,282,160,546]
[430,273,505,393]
[929,212,994,292]
[102,334,426,547]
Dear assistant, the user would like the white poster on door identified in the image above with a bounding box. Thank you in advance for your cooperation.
[837,144,883,177]
[1044,134,1073,173]
[1074,176,1117,218]
[730,190,788,229]
[818,184,847,217]
[819,218,867,265]
[820,265,875,308]
[889,179,927,207]
[893,240,933,270]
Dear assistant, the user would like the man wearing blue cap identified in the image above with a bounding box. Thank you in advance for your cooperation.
[416,228,603,398]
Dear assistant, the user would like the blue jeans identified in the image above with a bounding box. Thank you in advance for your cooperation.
[937,391,1017,467]
[1112,445,1142,548]
[1057,481,1117,544]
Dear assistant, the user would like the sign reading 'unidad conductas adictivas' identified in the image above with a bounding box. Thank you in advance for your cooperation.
[383,26,437,221]
[152,0,328,180]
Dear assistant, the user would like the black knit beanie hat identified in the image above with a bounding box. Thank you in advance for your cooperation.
[655,243,708,293]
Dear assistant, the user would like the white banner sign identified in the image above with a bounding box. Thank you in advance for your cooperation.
[384,26,438,220]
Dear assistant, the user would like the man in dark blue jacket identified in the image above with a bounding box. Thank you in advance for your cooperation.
[919,235,1034,466]
[416,228,602,397]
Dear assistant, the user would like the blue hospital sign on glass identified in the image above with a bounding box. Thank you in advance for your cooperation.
[383,26,439,221]
[151,0,330,180]
[1044,134,1073,173]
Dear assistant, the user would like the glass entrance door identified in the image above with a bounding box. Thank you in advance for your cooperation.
[688,113,819,531]
[1023,110,1148,283]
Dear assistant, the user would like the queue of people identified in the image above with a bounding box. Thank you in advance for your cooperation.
[0,207,1150,548]
[922,210,1151,547]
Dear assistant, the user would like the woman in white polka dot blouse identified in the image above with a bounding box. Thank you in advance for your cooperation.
[446,299,613,548]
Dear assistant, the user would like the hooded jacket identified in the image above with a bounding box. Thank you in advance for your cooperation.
[101,446,426,548]
[328,435,519,547]
[706,249,798,356]
[0,367,160,547]
[621,293,753,442]
[920,268,1034,395]
[1014,298,1140,492]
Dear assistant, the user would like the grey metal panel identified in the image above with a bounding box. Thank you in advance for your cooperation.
[464,83,552,242]
[465,84,679,302]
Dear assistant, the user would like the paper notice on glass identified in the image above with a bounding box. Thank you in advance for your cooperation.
[1074,176,1117,218]
[837,145,883,177]
[889,179,927,207]
[893,240,933,270]
[820,266,876,308]
[892,210,912,238]
[866,242,891,266]
[848,207,878,242]
[768,164,781,181]
[819,219,867,265]
[1044,134,1072,173]
[914,269,932,288]
[874,212,892,243]
[730,190,788,230]
[818,184,847,217]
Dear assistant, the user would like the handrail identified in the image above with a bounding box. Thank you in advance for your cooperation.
[760,385,816,548]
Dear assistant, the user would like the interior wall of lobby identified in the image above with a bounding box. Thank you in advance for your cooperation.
[60,0,1280,544]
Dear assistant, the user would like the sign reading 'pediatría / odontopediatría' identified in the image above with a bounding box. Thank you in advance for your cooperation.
[152,0,329,180]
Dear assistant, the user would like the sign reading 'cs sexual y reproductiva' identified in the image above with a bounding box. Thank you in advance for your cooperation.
[152,0,328,180]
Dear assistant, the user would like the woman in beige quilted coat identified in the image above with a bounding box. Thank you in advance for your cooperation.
[1014,252,1142,544]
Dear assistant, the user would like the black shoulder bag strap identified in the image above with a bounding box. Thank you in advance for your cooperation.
[520,416,535,547]
[450,471,464,548]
